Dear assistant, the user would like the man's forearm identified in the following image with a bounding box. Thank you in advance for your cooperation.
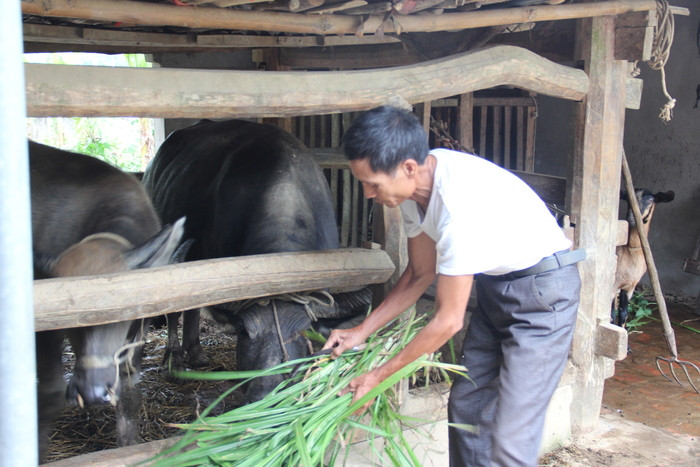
[371,306,465,381]
[358,265,435,338]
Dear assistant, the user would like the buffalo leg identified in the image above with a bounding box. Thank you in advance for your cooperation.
[163,312,185,372]
[36,330,66,463]
[115,375,142,446]
[182,309,208,367]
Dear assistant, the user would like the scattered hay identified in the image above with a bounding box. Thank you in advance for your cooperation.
[44,322,244,463]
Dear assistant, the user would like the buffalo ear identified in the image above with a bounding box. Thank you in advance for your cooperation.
[172,238,194,264]
[125,216,187,269]
[33,250,58,278]
[654,190,675,203]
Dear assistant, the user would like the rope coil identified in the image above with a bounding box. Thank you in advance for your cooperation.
[648,0,676,122]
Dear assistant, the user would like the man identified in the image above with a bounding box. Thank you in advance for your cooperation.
[322,105,583,466]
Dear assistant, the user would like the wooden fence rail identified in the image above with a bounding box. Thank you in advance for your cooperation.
[34,248,394,332]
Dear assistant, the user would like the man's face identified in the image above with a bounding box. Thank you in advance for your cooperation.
[349,158,414,208]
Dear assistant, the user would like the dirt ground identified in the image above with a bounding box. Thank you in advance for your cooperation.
[539,295,700,466]
[44,295,700,465]
[600,296,699,438]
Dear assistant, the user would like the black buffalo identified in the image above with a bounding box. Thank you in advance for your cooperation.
[142,119,370,402]
[30,141,186,461]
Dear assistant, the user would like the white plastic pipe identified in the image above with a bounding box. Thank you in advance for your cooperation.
[0,1,38,465]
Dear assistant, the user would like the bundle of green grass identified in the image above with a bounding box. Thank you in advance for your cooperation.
[145,309,467,466]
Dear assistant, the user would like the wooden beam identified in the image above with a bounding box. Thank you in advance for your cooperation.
[22,0,657,36]
[43,437,179,467]
[34,248,394,332]
[25,45,589,118]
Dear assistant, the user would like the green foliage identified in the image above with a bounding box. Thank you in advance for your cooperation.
[25,52,154,173]
[625,291,656,332]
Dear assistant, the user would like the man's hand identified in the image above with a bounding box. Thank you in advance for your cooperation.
[340,370,382,415]
[322,325,367,359]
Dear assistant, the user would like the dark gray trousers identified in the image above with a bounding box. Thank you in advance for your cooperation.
[448,264,581,467]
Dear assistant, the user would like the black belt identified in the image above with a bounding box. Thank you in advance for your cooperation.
[498,249,586,280]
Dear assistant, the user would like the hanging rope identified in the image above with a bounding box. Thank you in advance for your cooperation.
[647,0,676,122]
[270,299,291,362]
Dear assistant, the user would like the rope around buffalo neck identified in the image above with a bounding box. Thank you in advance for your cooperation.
[228,290,335,323]
[229,291,335,362]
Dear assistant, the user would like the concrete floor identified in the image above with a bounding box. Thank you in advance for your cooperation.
[344,386,699,467]
[346,298,700,466]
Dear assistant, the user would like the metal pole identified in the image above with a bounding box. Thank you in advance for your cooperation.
[0,1,38,465]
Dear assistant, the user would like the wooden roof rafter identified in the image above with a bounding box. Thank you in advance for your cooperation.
[22,0,659,38]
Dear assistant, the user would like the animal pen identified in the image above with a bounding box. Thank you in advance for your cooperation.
[0,0,691,464]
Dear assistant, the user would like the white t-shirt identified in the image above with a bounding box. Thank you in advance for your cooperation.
[401,148,571,276]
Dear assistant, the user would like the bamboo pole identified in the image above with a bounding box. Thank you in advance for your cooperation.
[620,150,677,356]
[22,0,657,36]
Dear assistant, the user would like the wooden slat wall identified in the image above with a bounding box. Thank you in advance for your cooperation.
[472,95,537,171]
[432,94,537,172]
[295,92,541,248]
[294,112,372,249]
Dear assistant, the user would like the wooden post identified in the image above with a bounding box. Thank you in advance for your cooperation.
[492,105,501,166]
[458,92,474,152]
[371,205,407,308]
[570,16,627,433]
[525,92,537,172]
[414,102,431,134]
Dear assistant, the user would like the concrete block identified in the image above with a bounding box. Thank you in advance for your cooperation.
[539,384,573,456]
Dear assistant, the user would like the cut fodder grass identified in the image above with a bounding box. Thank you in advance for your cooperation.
[142,308,468,467]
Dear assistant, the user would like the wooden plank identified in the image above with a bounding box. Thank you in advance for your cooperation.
[525,96,537,172]
[371,205,407,307]
[341,169,352,246]
[510,170,566,206]
[458,92,473,152]
[478,106,487,157]
[625,76,643,110]
[361,197,369,245]
[34,249,395,332]
[616,219,629,247]
[415,102,432,134]
[614,10,654,61]
[516,106,524,170]
[22,24,398,53]
[431,98,459,107]
[492,106,501,166]
[22,0,658,37]
[43,437,180,467]
[503,106,512,168]
[569,16,627,433]
[473,96,537,107]
[594,322,628,361]
[351,177,360,247]
[25,45,589,118]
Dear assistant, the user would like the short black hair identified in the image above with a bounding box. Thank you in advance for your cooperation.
[342,106,430,174]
